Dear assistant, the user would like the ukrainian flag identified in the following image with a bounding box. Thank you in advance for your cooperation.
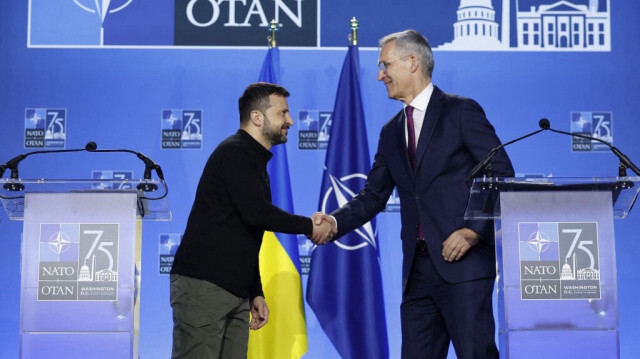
[248,47,308,359]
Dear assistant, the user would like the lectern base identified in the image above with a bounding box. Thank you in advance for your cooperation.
[501,329,618,359]
[21,332,137,359]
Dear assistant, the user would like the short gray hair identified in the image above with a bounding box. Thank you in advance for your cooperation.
[379,29,434,78]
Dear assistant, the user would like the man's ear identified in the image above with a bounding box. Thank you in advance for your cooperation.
[250,110,262,127]
[409,55,420,73]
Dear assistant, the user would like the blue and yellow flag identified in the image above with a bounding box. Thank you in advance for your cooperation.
[248,47,308,359]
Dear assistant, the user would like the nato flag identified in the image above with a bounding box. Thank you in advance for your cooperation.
[307,45,389,359]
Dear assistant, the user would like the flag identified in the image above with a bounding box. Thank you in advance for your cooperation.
[248,47,308,359]
[306,45,389,358]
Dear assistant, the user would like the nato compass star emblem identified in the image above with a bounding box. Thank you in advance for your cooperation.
[574,114,590,131]
[299,237,314,255]
[73,0,134,45]
[301,114,315,129]
[48,231,72,256]
[161,236,180,255]
[28,111,43,127]
[164,113,179,127]
[527,230,551,258]
[320,173,377,251]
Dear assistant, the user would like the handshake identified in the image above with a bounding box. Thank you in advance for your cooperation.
[309,212,337,245]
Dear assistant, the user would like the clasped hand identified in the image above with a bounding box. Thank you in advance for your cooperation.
[309,212,337,245]
[442,228,480,262]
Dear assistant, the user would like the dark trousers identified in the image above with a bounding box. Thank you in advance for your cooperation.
[400,247,499,359]
[170,274,250,359]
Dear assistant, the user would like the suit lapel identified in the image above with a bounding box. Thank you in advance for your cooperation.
[415,86,444,172]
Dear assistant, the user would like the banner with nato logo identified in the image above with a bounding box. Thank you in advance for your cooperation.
[570,111,613,152]
[38,223,120,301]
[519,222,601,300]
[296,234,314,275]
[297,110,331,150]
[28,0,318,47]
[24,108,66,149]
[28,0,610,49]
[161,109,203,149]
[159,234,181,274]
[91,170,134,190]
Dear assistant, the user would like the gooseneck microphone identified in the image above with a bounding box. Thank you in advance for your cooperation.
[467,125,546,181]
[540,119,640,177]
[1,141,166,193]
[1,146,90,191]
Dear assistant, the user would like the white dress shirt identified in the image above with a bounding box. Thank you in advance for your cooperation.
[330,83,435,234]
[404,82,434,148]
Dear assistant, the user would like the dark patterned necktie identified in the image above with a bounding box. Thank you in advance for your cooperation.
[406,106,425,247]
[406,106,416,169]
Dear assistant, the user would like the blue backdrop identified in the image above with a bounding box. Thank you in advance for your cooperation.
[1,1,638,358]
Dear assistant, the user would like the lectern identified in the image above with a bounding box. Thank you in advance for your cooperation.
[0,178,170,359]
[465,177,639,359]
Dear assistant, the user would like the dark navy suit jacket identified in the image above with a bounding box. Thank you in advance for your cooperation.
[332,86,514,291]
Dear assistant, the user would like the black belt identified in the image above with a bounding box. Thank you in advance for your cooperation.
[417,240,427,252]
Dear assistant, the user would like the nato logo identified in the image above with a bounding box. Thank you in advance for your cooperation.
[30,0,132,46]
[29,0,175,47]
[38,223,119,301]
[320,173,378,252]
[297,234,314,275]
[91,170,134,190]
[297,110,331,150]
[162,109,203,149]
[570,111,612,152]
[298,110,319,150]
[518,222,600,300]
[159,234,181,274]
[25,108,66,148]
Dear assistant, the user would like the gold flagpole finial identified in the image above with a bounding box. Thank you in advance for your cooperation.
[348,17,360,46]
[268,19,281,48]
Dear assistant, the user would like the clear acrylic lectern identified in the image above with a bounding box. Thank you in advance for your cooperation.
[0,178,170,359]
[465,177,639,359]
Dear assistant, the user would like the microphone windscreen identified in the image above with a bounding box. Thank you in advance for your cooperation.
[85,141,97,151]
[539,118,550,130]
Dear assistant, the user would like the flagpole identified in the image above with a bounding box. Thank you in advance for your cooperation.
[268,19,280,48]
[349,17,359,46]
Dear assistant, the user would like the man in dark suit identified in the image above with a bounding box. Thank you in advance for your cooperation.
[315,30,514,358]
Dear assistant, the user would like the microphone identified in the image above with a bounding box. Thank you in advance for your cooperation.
[1,142,166,192]
[85,141,97,151]
[1,146,89,191]
[467,125,546,181]
[539,118,550,130]
[541,119,640,177]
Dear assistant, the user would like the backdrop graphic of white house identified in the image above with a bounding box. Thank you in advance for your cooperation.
[437,0,610,51]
